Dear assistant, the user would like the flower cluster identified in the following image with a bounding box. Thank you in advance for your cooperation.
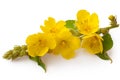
[3,10,119,72]
[26,17,80,59]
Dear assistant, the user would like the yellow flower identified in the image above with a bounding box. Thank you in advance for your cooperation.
[76,10,99,35]
[53,29,81,59]
[82,34,103,54]
[26,33,56,57]
[40,17,68,36]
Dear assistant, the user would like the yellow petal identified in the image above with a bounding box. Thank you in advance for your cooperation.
[88,13,99,33]
[69,36,81,50]
[26,34,40,45]
[27,45,49,57]
[45,34,56,49]
[56,20,66,28]
[37,47,49,56]
[40,25,49,33]
[44,17,56,27]
[77,10,90,22]
[61,50,75,59]
[52,46,60,55]
[57,29,71,40]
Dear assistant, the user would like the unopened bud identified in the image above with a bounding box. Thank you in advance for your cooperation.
[3,50,13,59]
[108,15,115,21]
[21,45,27,50]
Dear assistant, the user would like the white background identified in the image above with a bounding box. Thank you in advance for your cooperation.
[0,0,120,80]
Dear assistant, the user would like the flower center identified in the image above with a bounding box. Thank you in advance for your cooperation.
[38,40,45,47]
[61,40,66,45]
[60,40,67,48]
[50,27,57,33]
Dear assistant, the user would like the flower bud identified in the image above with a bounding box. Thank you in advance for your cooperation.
[108,15,115,21]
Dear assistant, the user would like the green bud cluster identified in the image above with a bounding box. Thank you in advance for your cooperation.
[3,45,28,60]
[108,15,118,27]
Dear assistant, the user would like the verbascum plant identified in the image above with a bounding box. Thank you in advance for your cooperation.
[3,10,119,72]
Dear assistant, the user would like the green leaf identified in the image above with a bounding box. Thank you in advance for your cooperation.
[96,52,112,63]
[102,33,113,51]
[29,56,46,72]
[65,20,76,29]
[65,20,81,36]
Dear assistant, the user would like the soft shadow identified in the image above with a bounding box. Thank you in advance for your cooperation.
[11,56,29,62]
[41,54,64,66]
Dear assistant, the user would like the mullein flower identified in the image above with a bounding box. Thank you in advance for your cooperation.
[40,17,68,36]
[76,10,99,35]
[82,34,103,54]
[53,29,81,59]
[26,33,56,57]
